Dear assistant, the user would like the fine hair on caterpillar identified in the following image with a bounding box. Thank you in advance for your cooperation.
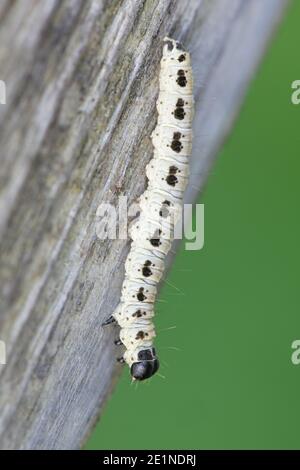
[103,37,194,381]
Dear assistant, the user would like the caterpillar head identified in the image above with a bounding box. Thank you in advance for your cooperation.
[130,348,159,381]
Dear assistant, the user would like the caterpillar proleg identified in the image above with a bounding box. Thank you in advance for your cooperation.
[104,37,194,380]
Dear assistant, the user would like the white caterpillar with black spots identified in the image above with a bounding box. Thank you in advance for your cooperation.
[103,37,194,380]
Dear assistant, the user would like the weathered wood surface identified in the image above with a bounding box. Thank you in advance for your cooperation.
[0,0,289,450]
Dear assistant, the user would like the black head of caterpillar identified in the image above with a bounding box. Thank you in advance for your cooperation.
[176,69,187,87]
[130,348,159,381]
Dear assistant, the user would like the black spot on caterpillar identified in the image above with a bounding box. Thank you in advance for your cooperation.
[149,228,162,247]
[132,309,143,318]
[166,175,178,187]
[142,260,153,277]
[171,131,183,153]
[176,69,187,87]
[137,287,146,302]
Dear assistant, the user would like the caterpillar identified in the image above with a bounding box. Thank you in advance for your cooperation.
[103,37,194,380]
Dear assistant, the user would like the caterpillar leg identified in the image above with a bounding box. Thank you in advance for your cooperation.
[117,356,125,364]
[101,315,116,326]
[114,338,123,346]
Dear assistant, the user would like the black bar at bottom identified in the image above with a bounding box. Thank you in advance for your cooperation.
[0,449,299,465]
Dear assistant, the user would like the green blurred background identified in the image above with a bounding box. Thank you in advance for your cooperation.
[87,0,300,450]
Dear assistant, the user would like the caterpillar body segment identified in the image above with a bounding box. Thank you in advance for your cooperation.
[125,248,165,284]
[121,278,157,304]
[146,158,189,193]
[130,231,173,258]
[139,189,183,226]
[157,97,194,129]
[152,126,193,158]
[113,303,155,327]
